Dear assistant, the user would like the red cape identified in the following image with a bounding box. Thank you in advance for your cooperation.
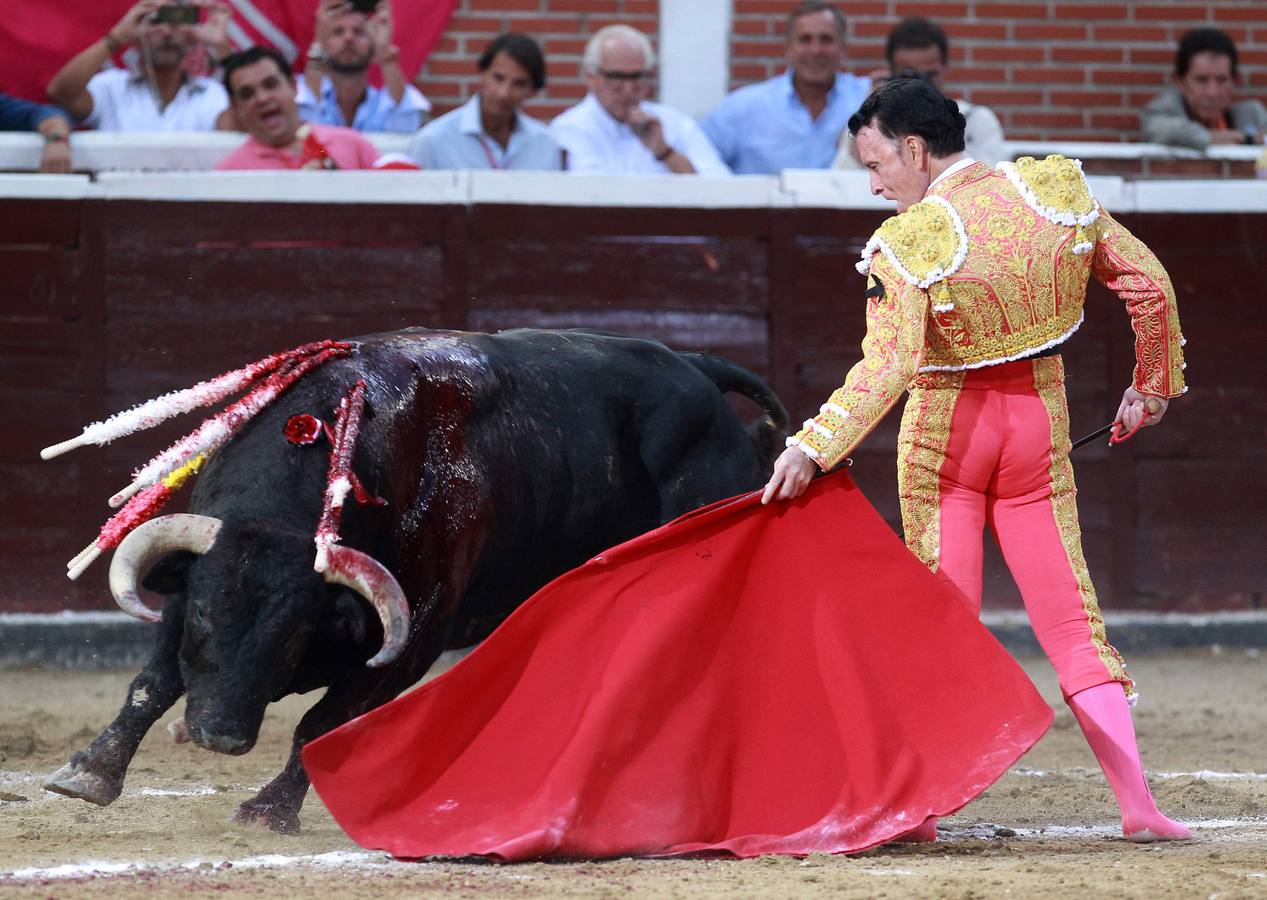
[304,471,1051,860]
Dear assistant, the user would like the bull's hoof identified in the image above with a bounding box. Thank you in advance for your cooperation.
[233,798,301,835]
[167,717,191,744]
[43,760,123,807]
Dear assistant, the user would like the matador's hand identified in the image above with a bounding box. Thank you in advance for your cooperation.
[1115,387,1167,434]
[761,446,818,505]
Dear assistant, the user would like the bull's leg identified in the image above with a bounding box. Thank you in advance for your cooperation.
[234,632,450,834]
[44,607,187,806]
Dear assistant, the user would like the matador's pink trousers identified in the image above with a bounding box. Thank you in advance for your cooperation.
[897,355,1188,841]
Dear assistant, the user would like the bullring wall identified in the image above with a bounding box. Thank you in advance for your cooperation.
[1,171,1262,614]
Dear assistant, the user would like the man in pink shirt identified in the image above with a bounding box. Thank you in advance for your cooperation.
[216,46,380,170]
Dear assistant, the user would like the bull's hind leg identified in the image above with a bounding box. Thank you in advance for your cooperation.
[234,633,450,834]
[44,606,187,806]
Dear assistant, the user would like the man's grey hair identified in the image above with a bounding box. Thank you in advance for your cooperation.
[786,1,847,41]
[582,24,656,75]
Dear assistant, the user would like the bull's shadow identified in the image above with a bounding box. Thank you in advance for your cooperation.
[44,328,788,833]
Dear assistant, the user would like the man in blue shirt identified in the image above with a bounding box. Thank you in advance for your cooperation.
[701,1,870,174]
[0,91,73,172]
[406,33,561,170]
[298,0,429,133]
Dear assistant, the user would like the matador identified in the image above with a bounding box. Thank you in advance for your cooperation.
[764,78,1190,843]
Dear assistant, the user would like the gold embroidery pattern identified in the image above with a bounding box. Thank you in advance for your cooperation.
[790,254,928,470]
[1034,357,1135,696]
[863,198,966,288]
[1008,154,1098,220]
[897,371,963,571]
[1091,210,1187,398]
[920,165,1092,372]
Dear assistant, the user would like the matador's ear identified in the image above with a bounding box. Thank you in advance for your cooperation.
[865,276,886,300]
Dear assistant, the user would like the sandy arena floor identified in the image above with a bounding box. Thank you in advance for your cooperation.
[1,649,1265,899]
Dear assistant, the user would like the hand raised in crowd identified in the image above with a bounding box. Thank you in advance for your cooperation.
[189,1,234,59]
[369,1,396,63]
[107,0,165,50]
[1115,386,1169,434]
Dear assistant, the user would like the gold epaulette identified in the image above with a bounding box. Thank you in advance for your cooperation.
[996,154,1100,254]
[855,196,967,312]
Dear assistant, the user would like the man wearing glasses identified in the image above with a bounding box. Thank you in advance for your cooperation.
[550,24,730,176]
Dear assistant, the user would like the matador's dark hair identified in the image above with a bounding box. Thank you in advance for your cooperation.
[847,77,966,157]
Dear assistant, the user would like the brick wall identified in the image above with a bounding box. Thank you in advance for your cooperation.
[731,0,1267,141]
[417,1,1267,141]
[415,0,661,121]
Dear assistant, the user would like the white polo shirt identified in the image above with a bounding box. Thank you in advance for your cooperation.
[85,67,228,131]
[550,93,730,176]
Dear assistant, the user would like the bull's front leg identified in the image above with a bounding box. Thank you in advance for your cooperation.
[234,633,448,834]
[44,602,187,806]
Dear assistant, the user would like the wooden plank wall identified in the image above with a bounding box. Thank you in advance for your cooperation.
[2,198,1261,614]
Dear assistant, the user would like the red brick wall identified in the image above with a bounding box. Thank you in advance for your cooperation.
[732,0,1267,141]
[417,2,1267,141]
[415,0,661,121]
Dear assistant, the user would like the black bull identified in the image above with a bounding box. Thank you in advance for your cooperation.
[45,328,790,833]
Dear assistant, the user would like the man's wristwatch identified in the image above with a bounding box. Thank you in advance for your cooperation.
[655,144,674,162]
[44,131,70,144]
[306,41,325,63]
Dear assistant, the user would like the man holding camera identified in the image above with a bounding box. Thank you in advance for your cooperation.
[298,0,429,134]
[48,0,232,131]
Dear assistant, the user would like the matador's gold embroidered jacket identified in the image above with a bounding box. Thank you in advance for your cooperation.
[788,154,1186,471]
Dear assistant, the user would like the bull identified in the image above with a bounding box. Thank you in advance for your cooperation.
[43,328,788,833]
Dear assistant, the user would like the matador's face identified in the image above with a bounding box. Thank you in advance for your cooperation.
[855,124,931,213]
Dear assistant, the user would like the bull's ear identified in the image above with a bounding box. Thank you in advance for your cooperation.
[322,591,369,645]
[140,550,198,595]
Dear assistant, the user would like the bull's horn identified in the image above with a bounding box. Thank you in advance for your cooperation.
[108,514,223,623]
[317,546,410,668]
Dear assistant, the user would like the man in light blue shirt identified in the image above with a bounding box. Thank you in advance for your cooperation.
[299,0,429,133]
[406,33,561,170]
[701,1,870,174]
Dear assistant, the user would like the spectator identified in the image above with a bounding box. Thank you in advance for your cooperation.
[47,0,231,131]
[406,34,560,170]
[299,0,428,134]
[0,92,73,173]
[702,2,870,174]
[1142,28,1267,150]
[874,17,1003,165]
[215,46,379,170]
[550,25,729,176]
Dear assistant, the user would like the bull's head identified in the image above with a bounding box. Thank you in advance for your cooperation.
[109,514,410,754]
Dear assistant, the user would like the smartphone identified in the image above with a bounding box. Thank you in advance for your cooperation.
[349,0,380,12]
[153,4,200,25]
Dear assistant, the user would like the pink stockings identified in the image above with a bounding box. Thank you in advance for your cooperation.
[895,358,1189,841]
[1068,683,1190,841]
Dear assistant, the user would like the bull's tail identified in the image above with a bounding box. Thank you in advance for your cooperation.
[679,352,789,473]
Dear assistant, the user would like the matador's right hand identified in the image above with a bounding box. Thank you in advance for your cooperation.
[761,446,818,505]
[1115,387,1168,434]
